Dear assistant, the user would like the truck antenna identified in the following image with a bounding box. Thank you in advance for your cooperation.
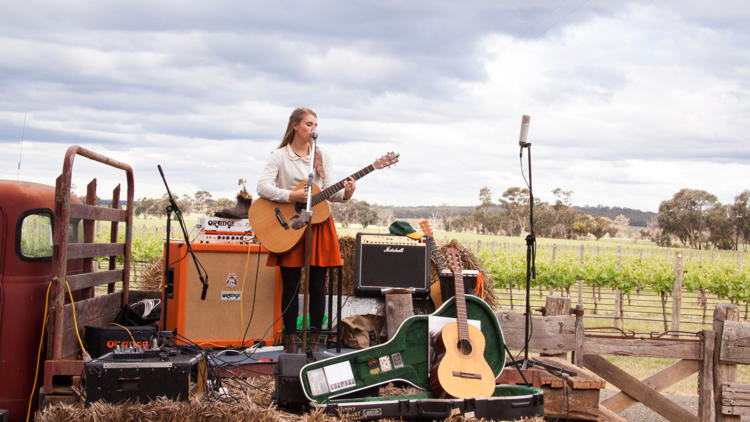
[17,113,26,181]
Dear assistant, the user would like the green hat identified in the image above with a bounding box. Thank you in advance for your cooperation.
[389,221,424,240]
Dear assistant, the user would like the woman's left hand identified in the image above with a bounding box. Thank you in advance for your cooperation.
[343,177,356,200]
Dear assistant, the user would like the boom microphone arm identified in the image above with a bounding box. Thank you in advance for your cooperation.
[158,165,209,300]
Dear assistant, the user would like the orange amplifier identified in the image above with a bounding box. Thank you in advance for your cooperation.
[162,242,282,347]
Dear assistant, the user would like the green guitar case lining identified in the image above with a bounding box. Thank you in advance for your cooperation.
[299,296,543,420]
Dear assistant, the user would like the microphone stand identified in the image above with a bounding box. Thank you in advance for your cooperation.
[519,139,536,369]
[300,135,317,351]
[158,165,209,313]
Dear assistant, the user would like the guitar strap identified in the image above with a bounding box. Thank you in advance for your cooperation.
[314,149,326,183]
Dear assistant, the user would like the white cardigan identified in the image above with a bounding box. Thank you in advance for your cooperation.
[256,145,348,203]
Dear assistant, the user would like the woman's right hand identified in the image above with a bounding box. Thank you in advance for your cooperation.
[289,188,308,203]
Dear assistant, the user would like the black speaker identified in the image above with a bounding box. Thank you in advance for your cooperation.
[354,233,431,298]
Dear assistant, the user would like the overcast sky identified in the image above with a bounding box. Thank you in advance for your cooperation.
[1,0,748,212]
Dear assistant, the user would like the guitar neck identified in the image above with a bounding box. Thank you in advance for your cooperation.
[312,165,375,205]
[429,240,446,273]
[454,272,470,343]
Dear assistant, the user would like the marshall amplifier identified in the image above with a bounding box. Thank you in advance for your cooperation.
[354,233,431,298]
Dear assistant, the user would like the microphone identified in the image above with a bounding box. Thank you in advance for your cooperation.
[518,115,530,156]
[310,130,318,140]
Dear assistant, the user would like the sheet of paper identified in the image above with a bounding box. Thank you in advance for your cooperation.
[323,361,356,392]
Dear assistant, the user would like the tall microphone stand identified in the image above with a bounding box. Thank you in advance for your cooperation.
[300,133,318,350]
[519,117,536,369]
[158,165,209,331]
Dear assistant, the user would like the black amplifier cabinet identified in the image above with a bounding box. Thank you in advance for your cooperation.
[84,350,206,405]
[354,233,431,298]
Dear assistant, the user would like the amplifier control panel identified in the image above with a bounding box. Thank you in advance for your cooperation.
[359,235,427,246]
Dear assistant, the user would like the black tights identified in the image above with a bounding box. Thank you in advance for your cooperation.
[280,266,327,334]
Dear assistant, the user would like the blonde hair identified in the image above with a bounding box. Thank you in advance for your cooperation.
[278,107,317,149]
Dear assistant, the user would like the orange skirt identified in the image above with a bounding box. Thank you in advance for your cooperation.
[266,216,343,268]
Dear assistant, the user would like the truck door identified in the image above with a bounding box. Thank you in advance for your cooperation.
[0,205,4,329]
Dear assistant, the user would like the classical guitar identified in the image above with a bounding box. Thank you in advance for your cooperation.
[429,248,495,399]
[418,220,448,308]
[248,152,399,253]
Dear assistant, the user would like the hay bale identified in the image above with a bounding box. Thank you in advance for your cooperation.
[135,255,164,291]
[39,375,542,422]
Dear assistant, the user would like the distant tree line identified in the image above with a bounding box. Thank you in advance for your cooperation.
[428,186,627,241]
[574,205,655,227]
[655,189,750,251]
[131,190,237,219]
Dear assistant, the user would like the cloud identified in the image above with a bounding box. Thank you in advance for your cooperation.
[1,1,749,212]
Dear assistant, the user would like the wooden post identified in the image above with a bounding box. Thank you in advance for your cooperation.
[491,242,495,255]
[666,248,671,263]
[615,246,622,328]
[714,304,741,422]
[541,296,571,360]
[385,290,413,340]
[550,244,557,295]
[578,245,584,305]
[573,304,584,367]
[700,250,704,265]
[477,240,481,253]
[738,253,743,270]
[672,253,683,336]
[699,328,715,422]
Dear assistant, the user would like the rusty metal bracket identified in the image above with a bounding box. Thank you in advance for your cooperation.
[649,330,701,339]
[570,308,584,316]
[584,326,635,338]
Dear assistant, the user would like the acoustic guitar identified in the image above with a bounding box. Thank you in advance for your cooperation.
[429,248,495,399]
[418,220,448,308]
[248,152,399,254]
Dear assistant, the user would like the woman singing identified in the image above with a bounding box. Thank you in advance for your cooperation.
[256,107,355,353]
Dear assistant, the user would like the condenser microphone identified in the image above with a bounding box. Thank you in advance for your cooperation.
[518,115,530,156]
[311,130,318,140]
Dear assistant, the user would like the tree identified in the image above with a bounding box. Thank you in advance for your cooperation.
[572,222,589,239]
[379,208,394,228]
[498,187,529,236]
[331,200,358,228]
[550,188,588,239]
[613,214,630,238]
[355,201,378,229]
[439,203,456,232]
[135,197,157,219]
[588,216,617,241]
[732,190,750,251]
[194,190,213,216]
[658,189,717,248]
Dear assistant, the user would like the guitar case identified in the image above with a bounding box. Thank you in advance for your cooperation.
[299,295,543,420]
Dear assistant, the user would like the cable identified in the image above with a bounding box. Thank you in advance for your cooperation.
[239,243,262,348]
[107,323,136,344]
[26,281,51,422]
[133,299,161,318]
[64,281,90,360]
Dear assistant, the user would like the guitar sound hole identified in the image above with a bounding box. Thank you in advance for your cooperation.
[457,339,473,356]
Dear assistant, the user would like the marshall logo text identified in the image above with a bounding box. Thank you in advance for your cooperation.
[383,247,404,253]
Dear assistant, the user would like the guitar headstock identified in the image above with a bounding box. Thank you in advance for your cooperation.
[373,152,400,169]
[418,220,434,237]
[446,248,463,274]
